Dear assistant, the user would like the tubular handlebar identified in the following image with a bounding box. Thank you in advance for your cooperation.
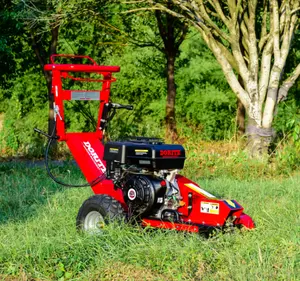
[44,64,120,73]
[45,54,120,73]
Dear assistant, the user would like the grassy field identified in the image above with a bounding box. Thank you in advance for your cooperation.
[0,157,299,281]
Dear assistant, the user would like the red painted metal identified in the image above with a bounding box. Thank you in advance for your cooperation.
[234,213,255,229]
[44,55,125,207]
[175,175,246,226]
[142,219,199,233]
[44,64,120,74]
[44,55,254,233]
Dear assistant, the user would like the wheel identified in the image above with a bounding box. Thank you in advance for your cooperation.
[76,194,126,233]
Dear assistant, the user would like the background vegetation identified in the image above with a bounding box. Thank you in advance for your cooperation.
[0,1,299,160]
[0,2,300,280]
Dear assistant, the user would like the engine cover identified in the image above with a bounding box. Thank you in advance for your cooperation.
[122,175,166,216]
[104,140,185,171]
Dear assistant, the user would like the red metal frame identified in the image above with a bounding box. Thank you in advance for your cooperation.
[44,55,254,232]
[44,55,125,205]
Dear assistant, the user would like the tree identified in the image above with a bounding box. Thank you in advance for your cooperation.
[155,9,188,141]
[141,0,300,157]
[124,2,188,141]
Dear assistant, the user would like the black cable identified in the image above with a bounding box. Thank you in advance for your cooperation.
[42,102,132,188]
[44,125,106,188]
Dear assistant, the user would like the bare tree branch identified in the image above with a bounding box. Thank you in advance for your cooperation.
[278,63,300,102]
[259,0,269,52]
[208,0,231,29]
[141,0,299,132]
[272,0,280,65]
[197,1,231,43]
[291,7,300,15]
[155,10,168,47]
[174,22,188,50]
[198,26,251,108]
[248,0,258,80]
[258,38,273,105]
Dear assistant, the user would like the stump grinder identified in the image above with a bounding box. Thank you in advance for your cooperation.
[35,55,255,235]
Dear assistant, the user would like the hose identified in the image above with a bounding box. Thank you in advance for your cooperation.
[45,136,106,188]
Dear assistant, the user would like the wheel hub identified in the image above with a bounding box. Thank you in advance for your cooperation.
[84,211,105,232]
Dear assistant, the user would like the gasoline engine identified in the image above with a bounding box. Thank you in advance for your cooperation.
[104,137,186,221]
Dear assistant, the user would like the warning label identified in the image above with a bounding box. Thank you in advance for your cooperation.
[200,202,219,215]
[135,149,148,156]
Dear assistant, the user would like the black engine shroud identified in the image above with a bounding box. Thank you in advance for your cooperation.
[104,138,185,178]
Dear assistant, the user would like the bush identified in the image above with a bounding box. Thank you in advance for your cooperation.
[0,70,48,156]
[177,85,236,140]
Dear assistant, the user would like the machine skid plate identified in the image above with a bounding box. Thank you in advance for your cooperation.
[142,219,199,233]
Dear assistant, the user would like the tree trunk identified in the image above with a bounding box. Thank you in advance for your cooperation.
[31,25,59,137]
[236,98,245,137]
[246,118,275,158]
[165,53,178,142]
[236,75,245,137]
[48,25,59,137]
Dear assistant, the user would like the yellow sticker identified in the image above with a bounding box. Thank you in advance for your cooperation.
[109,148,119,153]
[225,200,236,208]
[135,149,148,156]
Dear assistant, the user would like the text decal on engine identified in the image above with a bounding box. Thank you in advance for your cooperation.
[160,150,181,157]
[83,141,106,173]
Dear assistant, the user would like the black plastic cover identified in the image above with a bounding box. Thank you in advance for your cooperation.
[104,141,185,170]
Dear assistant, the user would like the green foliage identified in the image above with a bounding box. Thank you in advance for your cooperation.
[0,70,48,156]
[104,44,166,139]
[272,85,300,169]
[177,31,230,92]
[0,1,299,158]
[274,88,300,142]
[178,86,236,140]
[176,33,236,140]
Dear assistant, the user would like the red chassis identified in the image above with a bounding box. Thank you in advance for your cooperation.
[43,54,254,234]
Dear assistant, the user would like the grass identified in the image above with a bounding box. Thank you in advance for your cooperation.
[0,155,299,280]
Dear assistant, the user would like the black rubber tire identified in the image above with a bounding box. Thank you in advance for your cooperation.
[76,194,126,232]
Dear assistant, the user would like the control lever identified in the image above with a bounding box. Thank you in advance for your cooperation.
[34,128,59,139]
[99,102,133,131]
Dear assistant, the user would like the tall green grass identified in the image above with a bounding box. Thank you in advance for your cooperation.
[0,162,299,280]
